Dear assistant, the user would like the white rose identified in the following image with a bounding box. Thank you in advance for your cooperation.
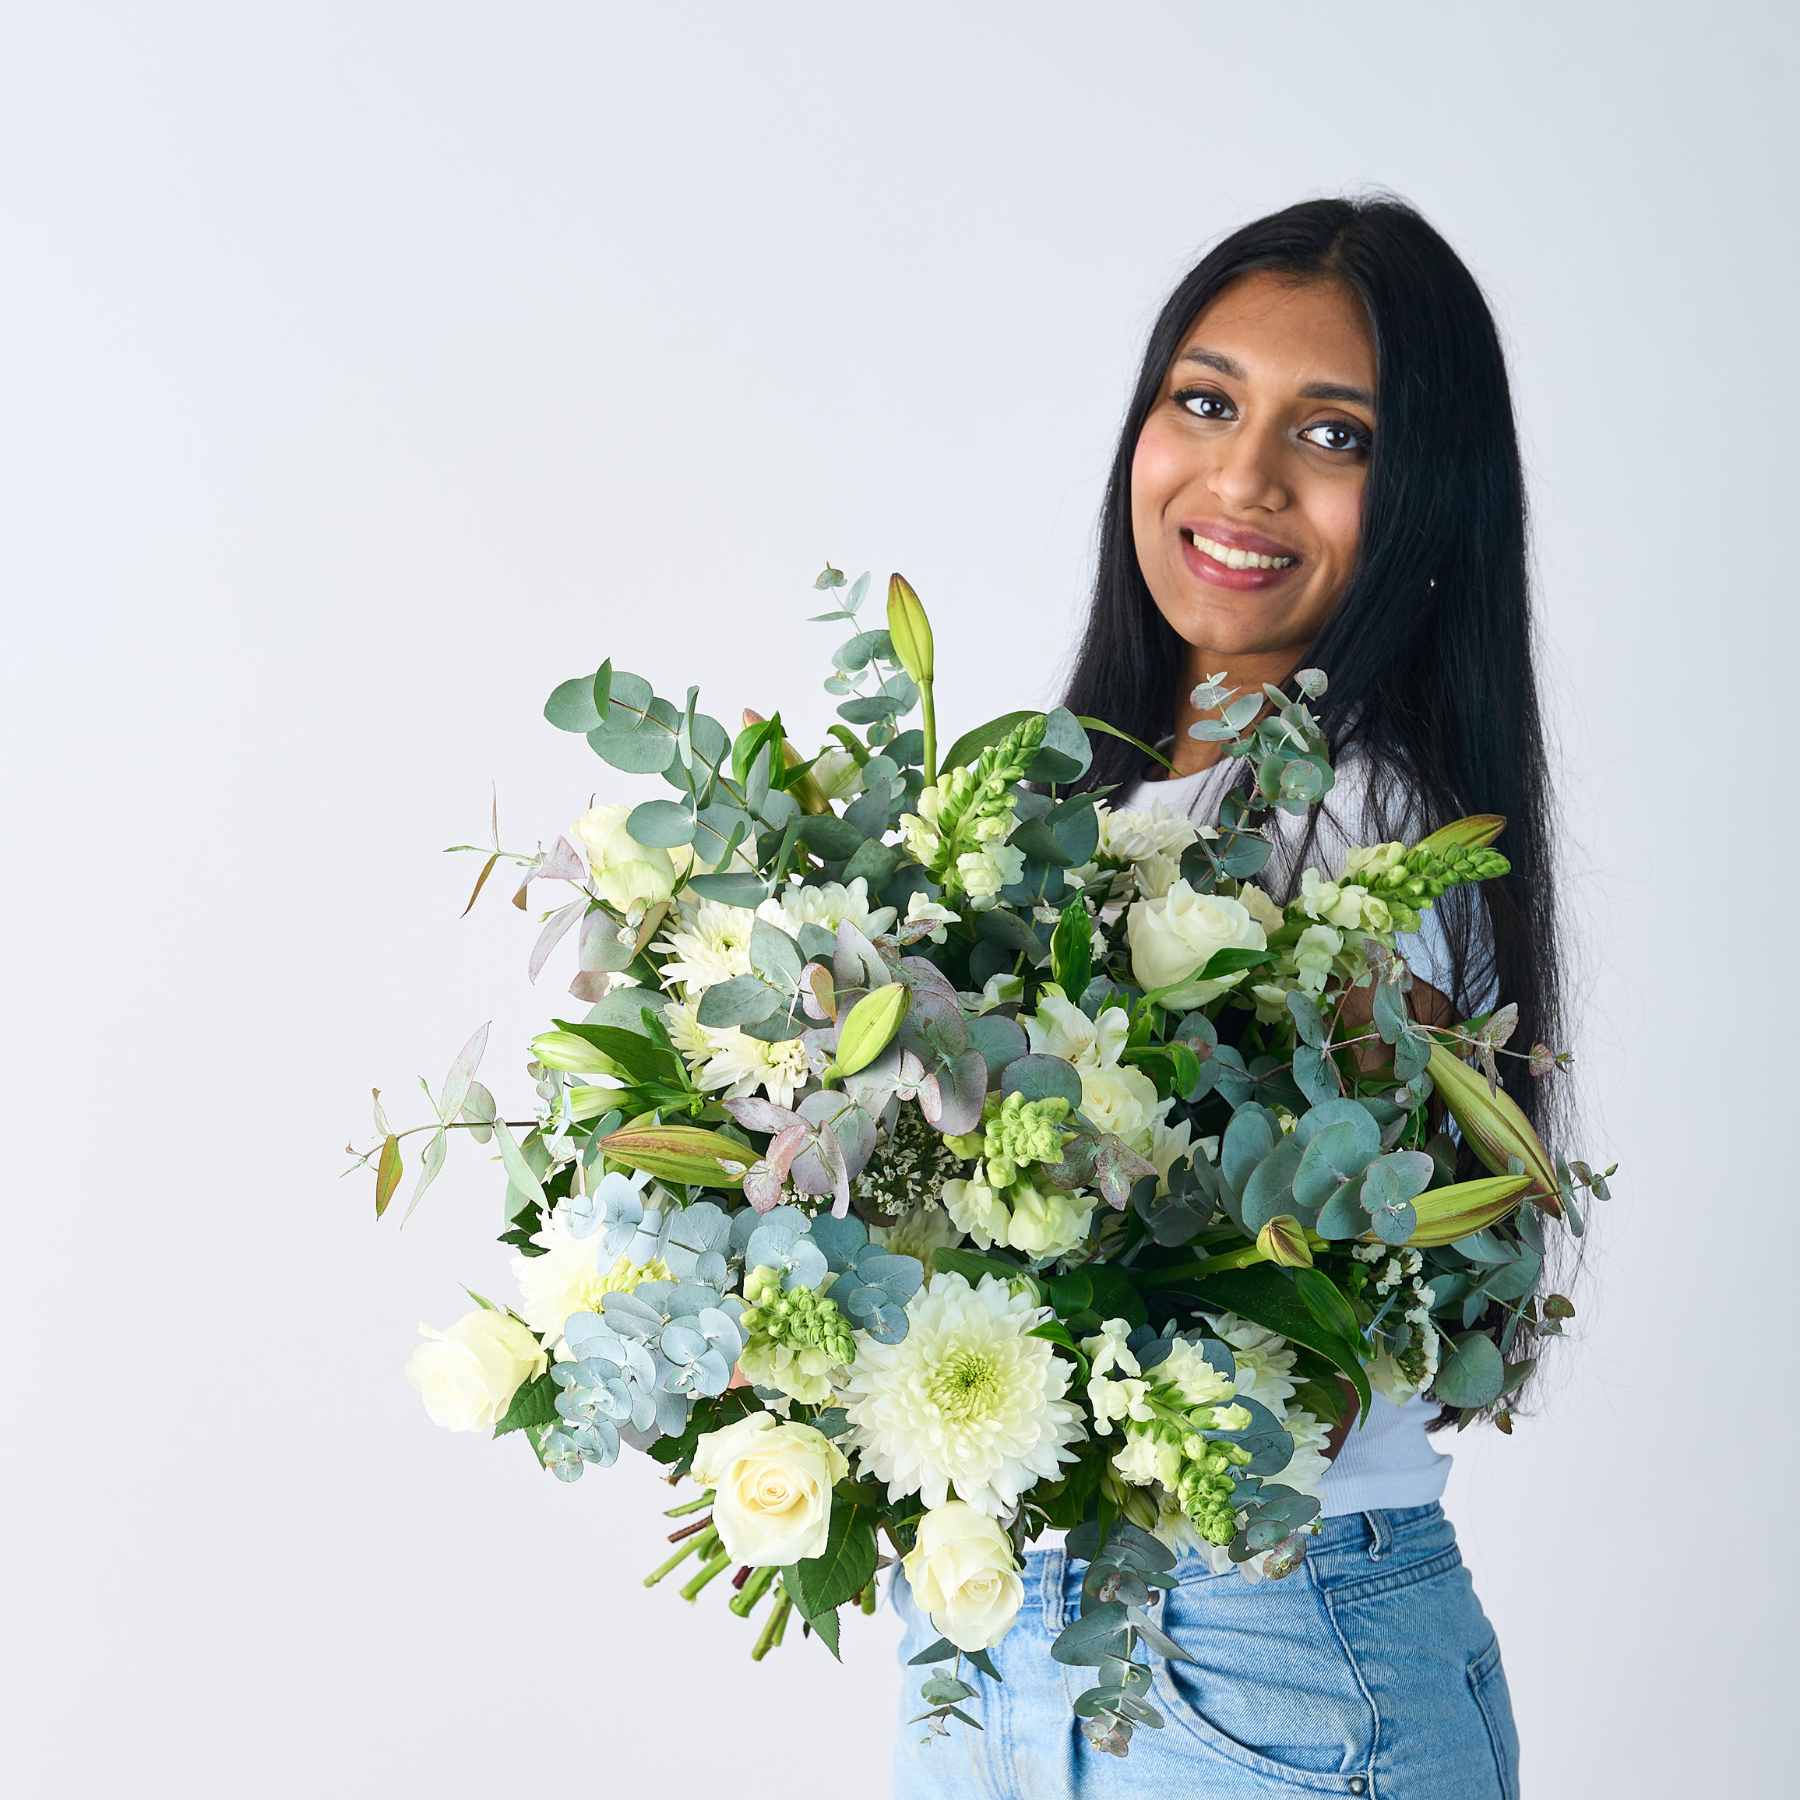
[405,1308,546,1432]
[1126,879,1266,1009]
[573,803,677,913]
[1079,1062,1166,1154]
[903,1502,1025,1653]
[690,1413,848,1565]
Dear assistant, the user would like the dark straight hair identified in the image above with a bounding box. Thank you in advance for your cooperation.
[1062,192,1574,1419]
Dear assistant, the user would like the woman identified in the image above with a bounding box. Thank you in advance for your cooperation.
[891,195,1567,1797]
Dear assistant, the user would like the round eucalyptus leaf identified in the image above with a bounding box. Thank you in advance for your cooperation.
[589,694,680,774]
[1434,1331,1505,1408]
[626,799,696,848]
[1000,1053,1084,1110]
[545,673,604,733]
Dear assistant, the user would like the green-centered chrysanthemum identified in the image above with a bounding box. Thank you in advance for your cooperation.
[838,1271,1084,1515]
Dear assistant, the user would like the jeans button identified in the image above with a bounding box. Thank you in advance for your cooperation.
[1348,1781,1366,1795]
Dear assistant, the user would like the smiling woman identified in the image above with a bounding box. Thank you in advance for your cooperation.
[891,193,1562,1800]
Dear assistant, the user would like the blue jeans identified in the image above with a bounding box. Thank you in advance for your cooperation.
[890,1502,1519,1798]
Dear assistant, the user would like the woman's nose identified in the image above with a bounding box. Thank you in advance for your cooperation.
[1206,423,1289,513]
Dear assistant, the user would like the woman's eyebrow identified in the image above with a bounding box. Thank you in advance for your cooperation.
[1175,346,1375,409]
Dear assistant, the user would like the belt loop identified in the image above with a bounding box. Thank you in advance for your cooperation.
[1363,1509,1391,1561]
[1040,1547,1068,1630]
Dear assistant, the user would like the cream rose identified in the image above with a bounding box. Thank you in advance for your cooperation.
[405,1308,546,1432]
[1126,879,1267,1010]
[902,1502,1025,1652]
[690,1413,848,1565]
[1078,1062,1165,1154]
[572,802,678,913]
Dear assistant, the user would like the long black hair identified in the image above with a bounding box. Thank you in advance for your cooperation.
[1063,192,1576,1419]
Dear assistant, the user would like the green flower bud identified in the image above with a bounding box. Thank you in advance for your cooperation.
[830,982,911,1080]
[599,1123,749,1188]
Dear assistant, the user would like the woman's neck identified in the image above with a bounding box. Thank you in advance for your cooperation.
[1165,645,1308,777]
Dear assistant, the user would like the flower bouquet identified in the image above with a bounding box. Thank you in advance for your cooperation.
[358,566,1610,1755]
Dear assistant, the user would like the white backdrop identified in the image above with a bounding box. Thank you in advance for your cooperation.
[6,4,1793,1795]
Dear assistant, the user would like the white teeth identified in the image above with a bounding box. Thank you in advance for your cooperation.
[1185,529,1295,571]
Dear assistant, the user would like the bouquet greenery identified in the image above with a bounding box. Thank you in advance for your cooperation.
[358,566,1610,1755]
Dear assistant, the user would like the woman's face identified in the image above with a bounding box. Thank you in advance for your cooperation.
[1131,271,1377,665]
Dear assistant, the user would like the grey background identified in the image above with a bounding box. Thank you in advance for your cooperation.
[5,3,1793,1794]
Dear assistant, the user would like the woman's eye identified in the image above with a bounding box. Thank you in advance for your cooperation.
[1173,386,1233,421]
[1300,419,1373,456]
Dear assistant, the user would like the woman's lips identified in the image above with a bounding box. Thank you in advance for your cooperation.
[1179,529,1304,591]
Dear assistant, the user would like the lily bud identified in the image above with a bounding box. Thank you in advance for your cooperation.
[742,708,831,817]
[1401,1172,1534,1247]
[1257,1215,1315,1269]
[530,1029,622,1076]
[599,1123,749,1188]
[1414,814,1506,854]
[886,573,935,685]
[829,982,910,1079]
[1426,1042,1562,1215]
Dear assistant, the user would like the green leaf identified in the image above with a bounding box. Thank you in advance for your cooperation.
[626,798,697,848]
[940,710,1039,777]
[374,1134,403,1218]
[545,672,605,732]
[805,1600,843,1661]
[1434,1331,1505,1407]
[490,1120,546,1215]
[788,1496,878,1618]
[1077,715,1178,774]
[1051,896,1093,999]
[1050,1600,1131,1666]
[1184,1265,1371,1419]
[493,1370,558,1437]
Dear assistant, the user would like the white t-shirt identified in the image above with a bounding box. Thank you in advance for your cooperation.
[1105,744,1500,1517]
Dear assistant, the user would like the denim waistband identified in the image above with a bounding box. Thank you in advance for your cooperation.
[1020,1501,1447,1582]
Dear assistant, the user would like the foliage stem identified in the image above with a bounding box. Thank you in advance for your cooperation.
[750,1588,793,1660]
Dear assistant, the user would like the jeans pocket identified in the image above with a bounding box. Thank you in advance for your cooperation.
[1146,1578,1377,1793]
[1468,1632,1520,1800]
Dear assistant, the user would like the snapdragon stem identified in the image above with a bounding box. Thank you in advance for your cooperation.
[680,1549,732,1601]
[663,1492,713,1518]
[644,1525,718,1587]
[750,1589,793,1660]
[729,1565,778,1617]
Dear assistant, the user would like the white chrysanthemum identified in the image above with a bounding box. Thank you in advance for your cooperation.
[758,875,896,939]
[839,1272,1085,1514]
[511,1206,672,1355]
[1023,990,1129,1069]
[657,899,757,992]
[662,997,810,1109]
[1208,1314,1300,1413]
[870,1204,961,1273]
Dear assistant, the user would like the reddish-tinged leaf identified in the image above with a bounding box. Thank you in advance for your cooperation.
[374,1134,403,1218]
[461,852,500,917]
[529,901,584,983]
